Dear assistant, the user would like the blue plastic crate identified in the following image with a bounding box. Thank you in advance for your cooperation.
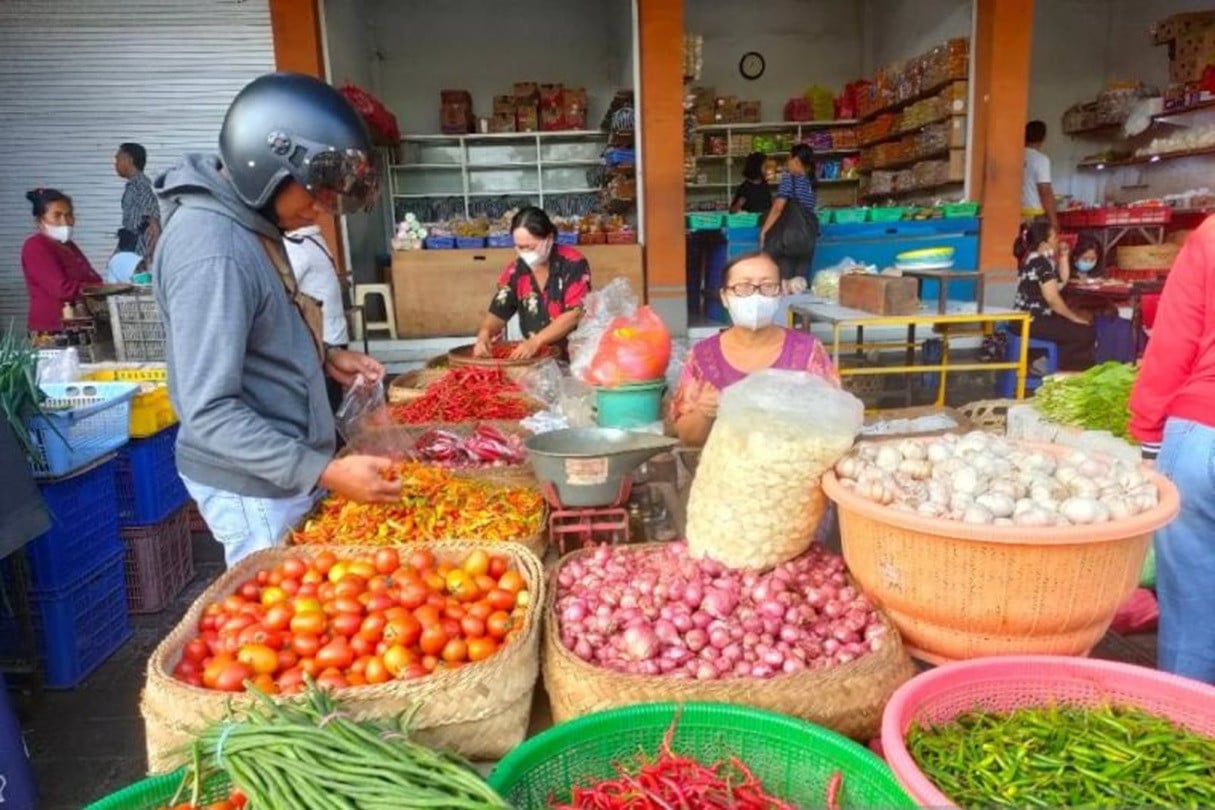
[425,235,455,249]
[0,550,131,689]
[25,458,122,590]
[27,382,138,479]
[725,226,760,243]
[487,234,514,248]
[116,426,189,526]
[455,236,486,249]
[555,232,579,246]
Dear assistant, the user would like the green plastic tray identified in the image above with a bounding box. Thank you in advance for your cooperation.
[487,702,915,808]
[686,212,724,230]
[725,212,761,228]
[817,209,834,225]
[83,771,229,810]
[941,201,980,218]
[834,207,870,224]
[870,206,908,223]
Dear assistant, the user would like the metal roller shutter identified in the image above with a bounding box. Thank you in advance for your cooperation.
[0,0,274,325]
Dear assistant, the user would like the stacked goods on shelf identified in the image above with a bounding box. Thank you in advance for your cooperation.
[710,95,762,124]
[440,89,475,135]
[0,459,132,688]
[1061,83,1151,135]
[1153,10,1215,83]
[515,82,540,133]
[141,541,545,770]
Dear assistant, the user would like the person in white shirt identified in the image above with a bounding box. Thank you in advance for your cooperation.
[1022,120,1058,231]
[283,225,349,347]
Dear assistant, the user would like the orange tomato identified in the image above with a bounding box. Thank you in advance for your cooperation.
[345,671,367,687]
[250,672,278,695]
[290,610,327,637]
[359,613,387,642]
[301,569,324,586]
[260,586,287,606]
[327,561,350,584]
[460,615,486,639]
[262,603,293,633]
[332,596,365,616]
[467,637,498,662]
[419,625,448,656]
[462,549,490,577]
[374,548,400,575]
[467,602,494,621]
[334,575,366,599]
[408,549,436,572]
[316,639,355,671]
[422,571,446,592]
[413,604,442,628]
[487,610,513,640]
[441,638,468,663]
[347,561,377,581]
[293,597,323,615]
[474,574,499,595]
[313,551,338,576]
[315,669,348,691]
[446,570,481,603]
[364,655,389,684]
[384,615,422,647]
[486,588,516,612]
[497,570,526,594]
[281,557,308,580]
[382,644,416,678]
[236,643,279,675]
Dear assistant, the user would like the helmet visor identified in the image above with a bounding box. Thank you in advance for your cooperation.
[304,148,380,215]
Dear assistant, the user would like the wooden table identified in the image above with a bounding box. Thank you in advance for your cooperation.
[897,267,985,314]
[788,300,1031,404]
[1063,278,1165,357]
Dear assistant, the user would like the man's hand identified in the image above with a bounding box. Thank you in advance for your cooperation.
[692,381,720,420]
[509,336,544,360]
[473,336,493,358]
[325,349,384,387]
[320,456,399,503]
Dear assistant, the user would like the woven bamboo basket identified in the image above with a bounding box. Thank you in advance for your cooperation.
[387,368,447,404]
[542,544,917,741]
[448,344,558,370]
[956,398,1015,434]
[141,541,544,772]
[1115,243,1180,271]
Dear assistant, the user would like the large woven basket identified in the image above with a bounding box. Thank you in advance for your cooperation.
[447,343,558,369]
[387,368,447,403]
[141,541,545,772]
[880,656,1215,806]
[542,544,917,741]
[822,441,1180,664]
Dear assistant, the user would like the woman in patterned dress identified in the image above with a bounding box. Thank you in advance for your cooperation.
[669,252,839,446]
[473,207,591,361]
[1014,221,1095,371]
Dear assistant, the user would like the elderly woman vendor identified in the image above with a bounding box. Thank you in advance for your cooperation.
[473,206,591,360]
[669,252,839,445]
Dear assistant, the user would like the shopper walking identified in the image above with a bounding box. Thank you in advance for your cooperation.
[115,142,161,259]
[153,72,397,567]
[760,143,820,281]
[1128,215,1215,685]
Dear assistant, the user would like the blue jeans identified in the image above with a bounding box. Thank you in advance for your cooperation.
[1155,417,1215,684]
[181,476,319,568]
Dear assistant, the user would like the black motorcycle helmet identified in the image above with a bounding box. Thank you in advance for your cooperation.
[219,72,379,215]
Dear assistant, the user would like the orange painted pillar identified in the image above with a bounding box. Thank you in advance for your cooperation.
[638,0,688,331]
[971,0,1035,279]
[268,0,346,275]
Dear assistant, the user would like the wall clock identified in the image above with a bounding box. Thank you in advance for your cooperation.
[739,51,765,81]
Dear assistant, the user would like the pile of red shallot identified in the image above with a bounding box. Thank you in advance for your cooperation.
[555,542,887,680]
[409,424,526,469]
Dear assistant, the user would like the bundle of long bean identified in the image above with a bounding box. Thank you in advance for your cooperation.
[907,704,1215,808]
[174,683,511,809]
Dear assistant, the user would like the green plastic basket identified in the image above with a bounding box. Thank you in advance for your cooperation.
[487,702,915,809]
[725,212,761,228]
[941,201,981,218]
[869,206,908,223]
[817,209,834,225]
[83,770,229,810]
[686,212,724,231]
[834,207,870,224]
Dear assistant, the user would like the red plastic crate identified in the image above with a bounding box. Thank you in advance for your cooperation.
[121,507,194,614]
[1108,266,1168,282]
[1057,210,1091,228]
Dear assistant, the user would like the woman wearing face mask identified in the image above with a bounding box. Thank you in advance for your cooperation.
[669,252,839,446]
[473,206,591,361]
[1071,235,1103,277]
[1014,221,1095,371]
[20,188,102,334]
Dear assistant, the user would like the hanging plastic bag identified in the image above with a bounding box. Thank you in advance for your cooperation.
[516,359,565,410]
[569,278,639,382]
[584,306,673,387]
[686,370,864,569]
[334,374,409,457]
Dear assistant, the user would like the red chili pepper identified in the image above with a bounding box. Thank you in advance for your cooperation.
[826,771,843,810]
[390,368,536,424]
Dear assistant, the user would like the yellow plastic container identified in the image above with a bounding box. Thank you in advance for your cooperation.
[85,363,168,383]
[86,365,175,437]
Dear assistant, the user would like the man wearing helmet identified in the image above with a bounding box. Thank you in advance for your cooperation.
[153,72,398,566]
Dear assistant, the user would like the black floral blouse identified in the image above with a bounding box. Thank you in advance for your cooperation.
[1015,254,1059,318]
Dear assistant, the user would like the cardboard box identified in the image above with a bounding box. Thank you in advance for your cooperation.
[540,107,565,131]
[490,112,516,133]
[493,95,515,114]
[738,100,762,123]
[563,87,588,129]
[540,83,564,109]
[516,104,539,132]
[1154,11,1215,45]
[440,89,474,135]
[1171,28,1215,83]
[839,274,920,315]
[513,82,539,102]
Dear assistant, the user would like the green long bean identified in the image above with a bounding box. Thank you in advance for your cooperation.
[908,703,1215,808]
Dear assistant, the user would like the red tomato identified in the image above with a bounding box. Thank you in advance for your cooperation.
[402,664,429,680]
[276,649,299,672]
[487,611,513,640]
[467,637,498,662]
[220,615,257,638]
[373,548,400,575]
[441,618,462,640]
[184,638,209,663]
[277,666,306,694]
[330,612,363,640]
[460,616,486,639]
[474,574,499,595]
[487,555,509,580]
[316,639,355,671]
[421,654,438,672]
[398,583,429,610]
[214,661,253,692]
[383,615,422,648]
[359,613,387,642]
[281,558,308,580]
[297,657,320,677]
[332,596,365,616]
[237,581,260,602]
[222,595,247,614]
[408,549,435,572]
[444,603,467,621]
[314,669,348,691]
[467,602,494,621]
[291,633,321,658]
[334,575,366,599]
[419,625,448,656]
[237,625,281,650]
[279,578,300,597]
[352,635,377,658]
[262,604,293,633]
[313,551,338,576]
[486,588,516,612]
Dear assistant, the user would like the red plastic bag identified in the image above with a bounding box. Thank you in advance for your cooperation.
[585,306,672,387]
[1110,587,1159,635]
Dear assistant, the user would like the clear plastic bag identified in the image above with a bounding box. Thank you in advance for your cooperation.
[686,370,864,569]
[334,374,408,456]
[36,348,80,385]
[569,278,639,382]
[516,359,566,410]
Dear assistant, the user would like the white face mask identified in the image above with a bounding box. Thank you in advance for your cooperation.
[518,240,551,269]
[726,292,781,330]
[44,224,72,243]
[1075,258,1096,273]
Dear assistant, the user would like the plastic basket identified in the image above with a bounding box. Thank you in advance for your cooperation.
[556,231,579,246]
[424,235,456,249]
[833,207,869,224]
[881,656,1215,806]
[127,385,176,438]
[724,225,760,243]
[23,458,122,591]
[107,294,166,362]
[122,507,194,614]
[27,382,138,479]
[686,212,724,230]
[817,209,833,225]
[84,363,168,383]
[594,380,666,428]
[941,201,980,218]
[487,233,514,248]
[455,236,486,249]
[488,702,915,808]
[83,771,230,810]
[115,426,190,526]
[605,230,637,245]
[870,206,908,222]
[0,549,131,689]
[725,212,761,227]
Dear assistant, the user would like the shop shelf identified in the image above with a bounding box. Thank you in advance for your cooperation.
[23,458,122,591]
[122,507,194,614]
[1078,145,1215,169]
[27,382,138,479]
[0,549,131,689]
[115,425,189,527]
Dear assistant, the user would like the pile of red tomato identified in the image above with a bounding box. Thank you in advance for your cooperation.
[172,547,531,694]
[157,788,246,810]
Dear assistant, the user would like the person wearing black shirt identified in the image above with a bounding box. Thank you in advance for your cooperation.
[730,152,771,216]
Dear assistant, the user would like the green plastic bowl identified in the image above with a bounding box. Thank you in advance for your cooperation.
[487,702,915,808]
[594,380,666,429]
[83,771,228,810]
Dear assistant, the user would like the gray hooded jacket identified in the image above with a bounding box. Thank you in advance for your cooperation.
[152,154,334,499]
